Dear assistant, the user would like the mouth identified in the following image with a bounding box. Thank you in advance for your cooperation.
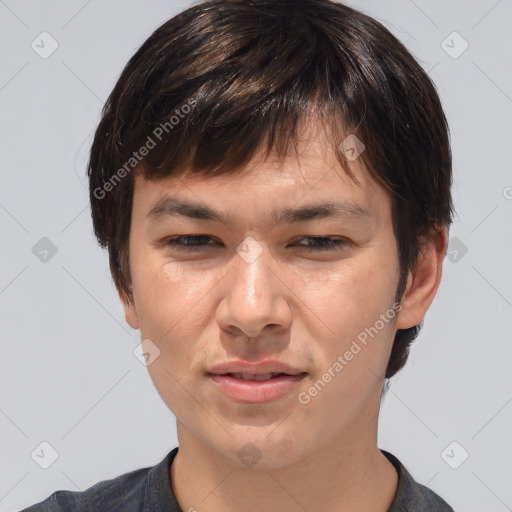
[221,372,301,380]
[207,372,308,404]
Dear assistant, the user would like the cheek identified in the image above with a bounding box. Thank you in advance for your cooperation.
[307,253,399,337]
[299,262,398,420]
[132,244,211,331]
[132,258,215,405]
[300,251,399,402]
[132,259,221,396]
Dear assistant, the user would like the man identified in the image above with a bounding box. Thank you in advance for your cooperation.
[22,0,454,510]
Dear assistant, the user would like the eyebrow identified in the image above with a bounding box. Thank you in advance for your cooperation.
[146,197,371,226]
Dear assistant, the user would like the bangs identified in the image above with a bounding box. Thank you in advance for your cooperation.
[98,1,396,188]
[138,101,359,185]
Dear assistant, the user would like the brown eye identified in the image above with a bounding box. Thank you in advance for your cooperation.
[165,235,217,252]
[291,237,349,252]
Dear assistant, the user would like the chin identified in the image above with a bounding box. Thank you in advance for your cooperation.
[214,428,307,470]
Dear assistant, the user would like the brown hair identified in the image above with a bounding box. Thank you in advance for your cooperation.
[88,0,453,378]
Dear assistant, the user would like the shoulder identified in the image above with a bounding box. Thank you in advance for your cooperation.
[382,450,455,512]
[19,449,178,512]
[19,466,150,512]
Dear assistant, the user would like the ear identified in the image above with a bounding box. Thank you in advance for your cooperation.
[119,287,139,330]
[396,225,448,330]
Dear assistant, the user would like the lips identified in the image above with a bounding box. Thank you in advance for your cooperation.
[207,360,308,403]
[226,372,287,381]
[208,360,306,377]
[209,373,307,403]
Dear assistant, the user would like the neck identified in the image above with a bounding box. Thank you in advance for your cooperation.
[170,422,398,512]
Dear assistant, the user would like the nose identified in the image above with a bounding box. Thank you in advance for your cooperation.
[215,240,293,341]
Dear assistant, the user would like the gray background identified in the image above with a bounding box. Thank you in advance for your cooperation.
[0,1,511,511]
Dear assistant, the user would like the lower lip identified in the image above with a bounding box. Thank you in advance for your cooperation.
[209,373,307,404]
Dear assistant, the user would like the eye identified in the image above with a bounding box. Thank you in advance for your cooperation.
[163,235,350,253]
[291,236,350,252]
[164,235,217,252]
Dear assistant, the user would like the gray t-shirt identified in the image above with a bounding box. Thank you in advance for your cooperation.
[20,447,454,511]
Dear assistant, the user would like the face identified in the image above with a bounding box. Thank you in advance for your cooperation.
[122,133,405,469]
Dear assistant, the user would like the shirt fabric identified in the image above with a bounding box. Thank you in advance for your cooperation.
[21,447,454,511]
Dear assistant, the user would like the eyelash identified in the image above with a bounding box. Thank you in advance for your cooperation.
[164,235,349,253]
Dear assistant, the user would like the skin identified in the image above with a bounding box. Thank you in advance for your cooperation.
[120,125,447,512]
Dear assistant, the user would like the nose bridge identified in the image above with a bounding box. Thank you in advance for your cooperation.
[233,236,273,307]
